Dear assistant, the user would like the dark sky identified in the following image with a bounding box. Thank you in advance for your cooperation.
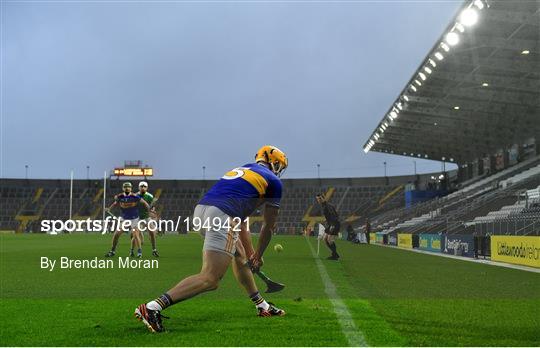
[2,1,461,180]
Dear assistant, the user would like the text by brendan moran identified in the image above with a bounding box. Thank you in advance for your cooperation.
[40,257,159,271]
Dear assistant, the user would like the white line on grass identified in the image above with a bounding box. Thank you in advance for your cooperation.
[372,243,540,274]
[305,237,367,347]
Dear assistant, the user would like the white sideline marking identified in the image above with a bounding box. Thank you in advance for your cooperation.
[373,243,540,274]
[305,237,367,347]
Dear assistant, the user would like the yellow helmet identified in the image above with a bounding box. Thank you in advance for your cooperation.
[255,145,288,177]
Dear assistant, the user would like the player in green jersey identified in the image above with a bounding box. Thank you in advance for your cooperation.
[132,181,160,257]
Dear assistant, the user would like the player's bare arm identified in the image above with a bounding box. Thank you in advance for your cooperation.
[250,205,279,270]
[139,197,151,210]
[107,198,118,212]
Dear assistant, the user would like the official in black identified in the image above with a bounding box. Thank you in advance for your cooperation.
[316,194,341,260]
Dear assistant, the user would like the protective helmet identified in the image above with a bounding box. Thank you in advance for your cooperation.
[255,145,288,177]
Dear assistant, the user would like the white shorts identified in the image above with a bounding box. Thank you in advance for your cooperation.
[119,217,139,232]
[193,204,237,257]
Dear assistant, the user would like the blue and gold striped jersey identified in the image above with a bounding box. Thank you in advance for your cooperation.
[199,163,282,219]
[115,193,142,219]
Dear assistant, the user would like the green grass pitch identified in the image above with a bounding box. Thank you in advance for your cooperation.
[1,233,539,346]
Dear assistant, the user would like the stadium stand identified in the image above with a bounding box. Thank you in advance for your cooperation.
[371,157,540,236]
[2,1,538,264]
[360,0,539,240]
[0,173,433,234]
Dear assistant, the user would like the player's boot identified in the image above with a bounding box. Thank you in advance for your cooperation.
[134,303,168,333]
[129,250,135,257]
[257,302,286,317]
[137,252,143,258]
[152,250,160,258]
[326,254,340,260]
[104,250,115,257]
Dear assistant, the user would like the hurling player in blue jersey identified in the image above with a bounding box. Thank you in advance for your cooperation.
[135,146,288,332]
[104,182,150,258]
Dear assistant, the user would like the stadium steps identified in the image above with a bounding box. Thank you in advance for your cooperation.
[32,188,44,203]
[378,185,404,206]
[93,189,103,203]
[499,164,540,189]
[416,176,540,235]
[448,155,540,198]
[374,158,540,235]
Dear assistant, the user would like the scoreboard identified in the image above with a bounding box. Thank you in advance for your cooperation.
[113,167,153,176]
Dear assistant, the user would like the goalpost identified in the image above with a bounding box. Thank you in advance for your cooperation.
[102,171,107,223]
[69,170,74,221]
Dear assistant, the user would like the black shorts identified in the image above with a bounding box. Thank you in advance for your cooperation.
[326,222,341,235]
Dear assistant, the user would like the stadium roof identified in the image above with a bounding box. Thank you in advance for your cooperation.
[363,0,540,164]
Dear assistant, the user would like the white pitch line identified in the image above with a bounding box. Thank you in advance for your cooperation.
[305,237,367,347]
[372,243,540,274]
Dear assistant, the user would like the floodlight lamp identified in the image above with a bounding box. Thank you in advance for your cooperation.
[459,8,478,26]
[445,32,459,46]
[473,0,484,10]
[440,43,450,52]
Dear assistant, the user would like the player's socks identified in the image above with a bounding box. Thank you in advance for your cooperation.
[329,243,336,253]
[329,242,338,255]
[147,293,173,311]
[108,245,117,255]
[250,291,270,310]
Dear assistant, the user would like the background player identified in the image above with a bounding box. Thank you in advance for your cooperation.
[133,181,160,257]
[316,194,341,260]
[104,182,150,258]
[134,145,288,333]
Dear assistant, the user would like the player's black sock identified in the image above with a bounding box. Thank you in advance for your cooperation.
[329,242,338,256]
[249,291,270,310]
[325,239,335,254]
[147,293,173,311]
